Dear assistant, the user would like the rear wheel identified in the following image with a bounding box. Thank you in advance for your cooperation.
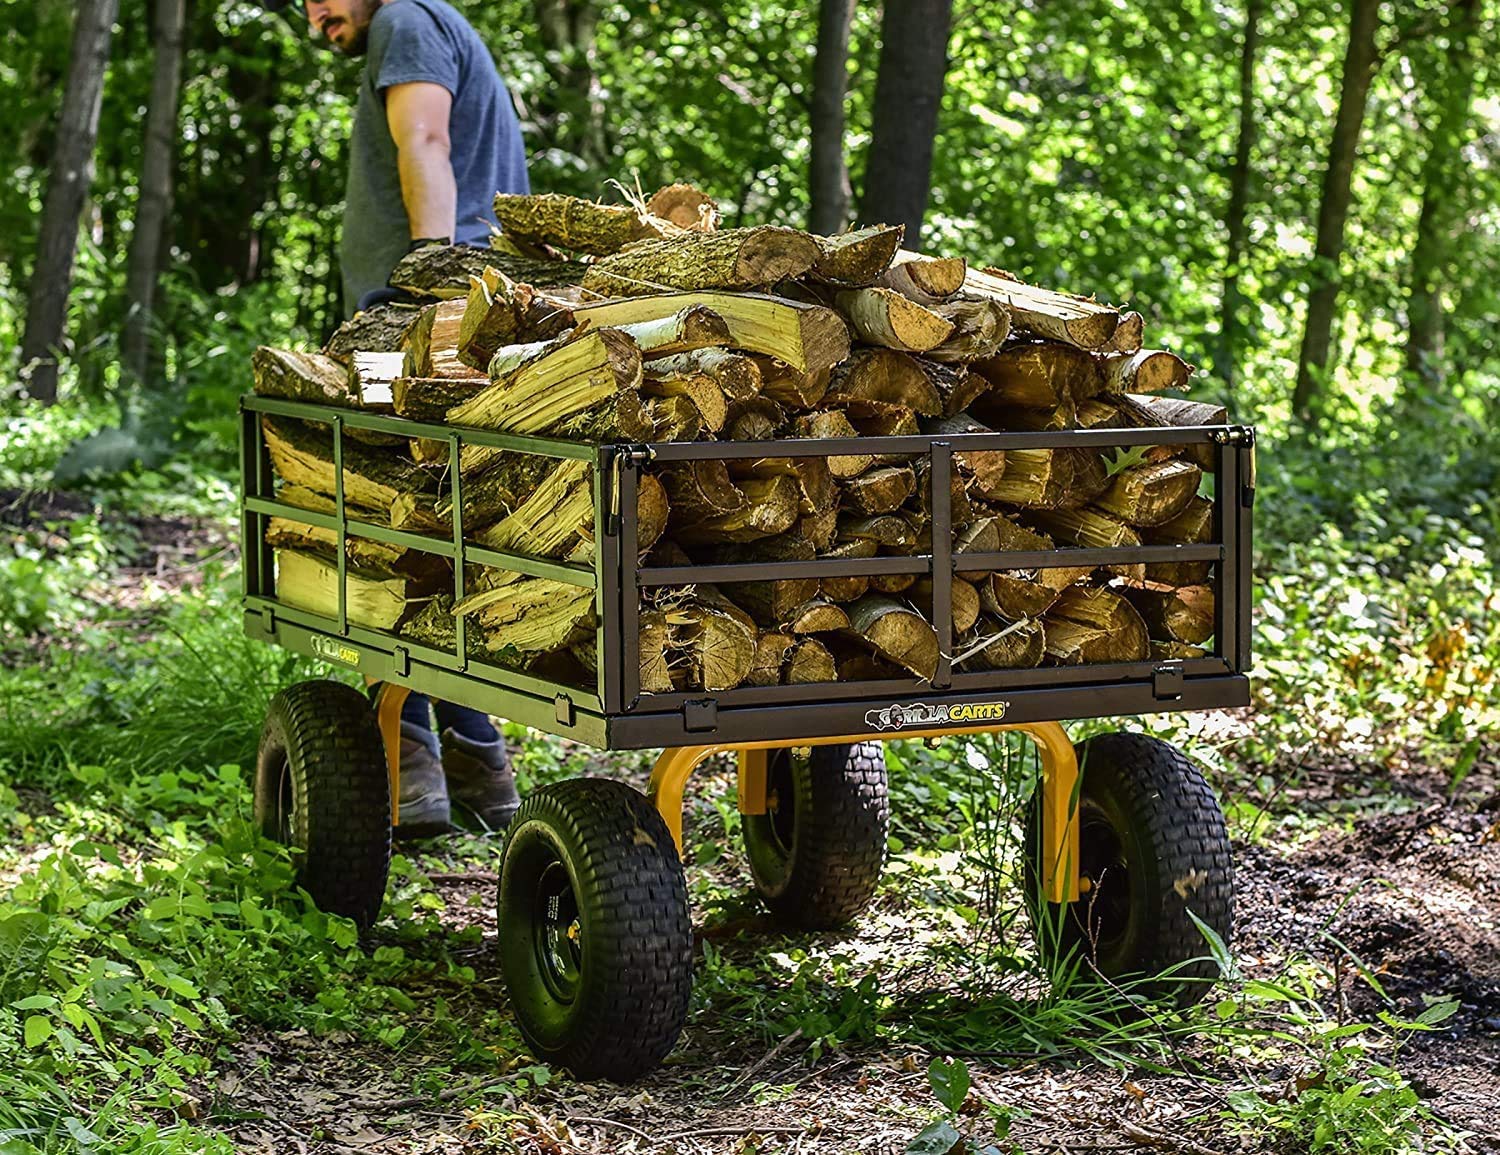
[1026,732,1233,1004]
[254,680,392,928]
[743,743,889,930]
[498,778,692,1081]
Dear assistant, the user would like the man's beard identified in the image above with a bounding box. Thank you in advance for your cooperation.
[327,0,378,55]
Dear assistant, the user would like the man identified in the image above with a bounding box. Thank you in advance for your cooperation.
[266,0,528,835]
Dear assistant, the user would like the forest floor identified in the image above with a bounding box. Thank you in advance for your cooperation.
[3,499,1497,1155]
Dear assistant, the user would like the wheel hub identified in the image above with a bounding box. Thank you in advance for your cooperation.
[534,861,583,1003]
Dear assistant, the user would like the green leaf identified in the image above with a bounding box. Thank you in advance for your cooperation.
[927,1055,970,1115]
[905,1119,962,1155]
[1187,908,1234,978]
[1417,999,1460,1026]
[10,994,56,1011]
[24,1014,52,1048]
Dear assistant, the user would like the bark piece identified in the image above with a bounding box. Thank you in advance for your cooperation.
[964,267,1122,350]
[582,227,821,296]
[847,594,939,679]
[834,287,954,352]
[572,292,850,374]
[810,225,904,286]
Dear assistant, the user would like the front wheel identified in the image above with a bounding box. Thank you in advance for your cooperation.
[254,679,392,928]
[1025,731,1233,1004]
[498,778,692,1081]
[743,743,890,930]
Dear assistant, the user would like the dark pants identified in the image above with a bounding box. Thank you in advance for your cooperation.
[401,693,500,743]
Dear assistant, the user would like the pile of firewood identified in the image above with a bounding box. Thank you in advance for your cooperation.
[254,185,1222,693]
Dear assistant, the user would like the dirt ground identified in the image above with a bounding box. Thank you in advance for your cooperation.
[203,744,1500,1155]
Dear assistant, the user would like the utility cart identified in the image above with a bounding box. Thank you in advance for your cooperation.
[240,394,1253,1081]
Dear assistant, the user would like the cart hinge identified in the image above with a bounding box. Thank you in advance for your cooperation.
[606,444,656,534]
[683,699,718,733]
[1152,662,1185,701]
[1210,426,1255,446]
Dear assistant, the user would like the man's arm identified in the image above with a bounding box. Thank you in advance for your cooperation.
[386,81,457,243]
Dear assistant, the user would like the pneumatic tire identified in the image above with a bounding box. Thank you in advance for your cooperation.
[1026,732,1233,1005]
[743,743,890,930]
[498,778,692,1082]
[254,679,392,929]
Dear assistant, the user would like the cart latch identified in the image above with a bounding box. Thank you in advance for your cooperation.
[683,699,718,732]
[1152,662,1185,701]
[554,694,575,727]
[606,444,656,534]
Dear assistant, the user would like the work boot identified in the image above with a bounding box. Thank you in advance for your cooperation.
[441,728,521,833]
[394,722,452,839]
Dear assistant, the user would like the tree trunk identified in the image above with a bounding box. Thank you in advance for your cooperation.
[535,0,607,169]
[122,0,186,388]
[19,0,119,404]
[1403,0,1482,389]
[1219,0,1262,399]
[1291,0,1381,427]
[809,0,856,234]
[859,0,954,250]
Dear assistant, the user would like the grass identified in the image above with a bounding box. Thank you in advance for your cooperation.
[0,400,1492,1153]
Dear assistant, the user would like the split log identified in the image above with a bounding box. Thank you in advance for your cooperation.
[1097,310,1143,355]
[1114,394,1227,471]
[409,438,448,466]
[818,539,877,603]
[910,576,981,634]
[404,299,485,380]
[392,375,487,423]
[981,447,1108,509]
[389,244,588,296]
[660,460,744,520]
[783,637,836,683]
[349,351,406,409]
[956,616,1046,670]
[728,456,835,515]
[1094,459,1202,527]
[784,598,851,634]
[1030,507,1141,550]
[841,464,916,515]
[909,458,975,527]
[968,516,1091,620]
[964,267,1121,350]
[582,227,821,296]
[461,574,598,656]
[431,452,556,531]
[1076,398,1119,428]
[825,348,943,416]
[471,459,594,559]
[877,249,967,300]
[449,328,648,473]
[717,538,821,627]
[753,356,830,408]
[617,305,731,356]
[722,396,787,440]
[1151,640,1207,660]
[323,302,422,364]
[973,341,1105,410]
[492,192,665,255]
[921,413,1007,494]
[649,348,763,401]
[671,591,757,690]
[980,399,1078,433]
[1121,582,1215,645]
[572,292,849,375]
[265,510,440,578]
[827,637,909,682]
[869,573,917,595]
[253,347,361,407]
[1143,495,1213,584]
[673,476,801,543]
[1043,586,1149,664]
[458,266,528,369]
[274,549,434,630]
[810,225,904,286]
[747,631,795,687]
[645,183,719,231]
[796,507,840,551]
[649,394,704,441]
[833,287,954,352]
[838,511,919,548]
[261,417,436,514]
[926,296,1012,363]
[639,610,677,692]
[641,367,727,432]
[1098,349,1192,394]
[795,410,873,478]
[847,594,939,680]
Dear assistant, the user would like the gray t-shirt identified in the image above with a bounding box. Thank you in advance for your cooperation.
[341,0,529,315]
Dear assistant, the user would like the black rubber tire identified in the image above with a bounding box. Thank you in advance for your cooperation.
[497,778,692,1082]
[742,743,890,930]
[254,680,392,929]
[1025,731,1233,1005]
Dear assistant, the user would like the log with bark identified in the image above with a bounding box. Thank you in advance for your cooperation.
[582,227,821,296]
[388,243,588,296]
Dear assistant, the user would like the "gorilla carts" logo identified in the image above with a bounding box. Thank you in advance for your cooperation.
[864,700,1011,732]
